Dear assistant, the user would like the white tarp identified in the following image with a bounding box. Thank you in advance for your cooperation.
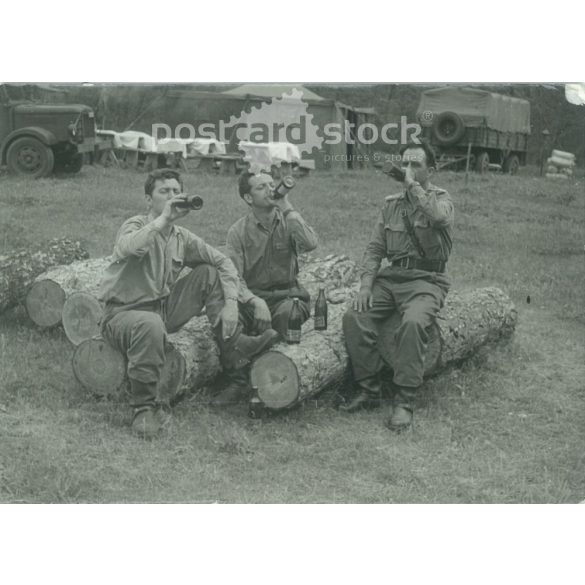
[238,141,301,170]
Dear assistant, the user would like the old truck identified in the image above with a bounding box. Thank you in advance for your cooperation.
[416,87,531,174]
[0,84,96,178]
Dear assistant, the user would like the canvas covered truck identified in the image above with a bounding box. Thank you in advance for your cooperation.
[417,87,531,174]
[0,84,96,178]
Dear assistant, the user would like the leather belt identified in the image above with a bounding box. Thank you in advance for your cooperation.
[392,257,446,273]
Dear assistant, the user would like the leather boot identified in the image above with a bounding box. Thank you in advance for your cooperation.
[339,376,382,413]
[128,378,157,410]
[210,368,251,407]
[385,384,417,432]
[217,325,280,371]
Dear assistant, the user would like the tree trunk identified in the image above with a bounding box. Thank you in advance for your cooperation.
[250,286,518,410]
[26,257,112,342]
[0,238,89,315]
[70,255,355,398]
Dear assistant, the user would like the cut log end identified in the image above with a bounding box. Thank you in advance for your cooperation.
[72,338,126,397]
[25,280,66,327]
[62,292,103,346]
[250,351,300,409]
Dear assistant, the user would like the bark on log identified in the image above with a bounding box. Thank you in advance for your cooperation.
[26,257,111,342]
[70,255,353,399]
[0,238,89,315]
[250,286,518,409]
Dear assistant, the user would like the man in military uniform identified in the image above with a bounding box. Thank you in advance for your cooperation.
[99,169,279,438]
[212,171,318,405]
[341,143,454,432]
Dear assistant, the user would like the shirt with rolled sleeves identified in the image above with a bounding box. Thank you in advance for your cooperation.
[99,214,240,306]
[226,208,318,301]
[360,182,454,289]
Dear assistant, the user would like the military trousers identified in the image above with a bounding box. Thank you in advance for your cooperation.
[101,264,225,408]
[343,267,449,398]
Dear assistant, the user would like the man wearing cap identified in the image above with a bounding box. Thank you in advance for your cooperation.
[341,143,454,432]
[212,171,318,405]
[99,168,279,438]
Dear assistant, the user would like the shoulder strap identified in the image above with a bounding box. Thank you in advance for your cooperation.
[400,208,426,258]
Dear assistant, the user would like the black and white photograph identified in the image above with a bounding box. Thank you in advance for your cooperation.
[0,5,583,582]
[1,80,582,504]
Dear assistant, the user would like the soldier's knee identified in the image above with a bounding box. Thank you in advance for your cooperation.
[191,263,219,284]
[131,313,165,342]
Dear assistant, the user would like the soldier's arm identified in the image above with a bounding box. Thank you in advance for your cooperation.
[114,216,174,259]
[185,234,240,303]
[284,209,318,253]
[359,208,387,289]
[407,184,454,228]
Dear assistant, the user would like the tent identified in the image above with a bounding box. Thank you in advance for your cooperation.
[131,84,378,170]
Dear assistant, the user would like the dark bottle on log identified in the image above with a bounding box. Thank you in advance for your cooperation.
[248,386,264,419]
[314,286,328,331]
[286,297,302,344]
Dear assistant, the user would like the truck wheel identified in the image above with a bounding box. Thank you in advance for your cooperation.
[503,154,520,175]
[432,112,465,146]
[6,137,55,178]
[55,153,84,174]
[475,151,490,174]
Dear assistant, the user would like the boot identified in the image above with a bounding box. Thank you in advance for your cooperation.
[385,384,417,432]
[339,376,382,413]
[128,378,157,410]
[210,368,251,407]
[385,405,413,433]
[131,405,171,439]
[218,325,280,371]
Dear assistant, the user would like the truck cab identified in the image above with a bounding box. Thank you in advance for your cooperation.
[417,87,531,174]
[0,84,96,178]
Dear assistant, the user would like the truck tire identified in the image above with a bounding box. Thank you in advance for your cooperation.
[432,112,465,146]
[503,154,520,175]
[55,153,84,174]
[475,151,490,174]
[6,136,55,178]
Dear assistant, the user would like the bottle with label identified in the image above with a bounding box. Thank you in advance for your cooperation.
[286,297,302,344]
[314,286,328,331]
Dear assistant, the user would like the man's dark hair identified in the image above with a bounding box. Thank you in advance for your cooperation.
[238,170,271,201]
[399,141,436,169]
[144,168,184,196]
[238,171,255,200]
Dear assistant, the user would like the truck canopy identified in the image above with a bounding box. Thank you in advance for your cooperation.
[417,87,531,134]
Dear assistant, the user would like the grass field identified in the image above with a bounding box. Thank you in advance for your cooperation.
[0,164,584,503]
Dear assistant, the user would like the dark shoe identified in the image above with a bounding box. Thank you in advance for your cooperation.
[210,382,251,407]
[132,407,161,439]
[222,328,280,370]
[385,406,413,433]
[339,390,381,413]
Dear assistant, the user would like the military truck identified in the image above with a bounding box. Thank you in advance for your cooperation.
[416,87,531,174]
[0,84,96,178]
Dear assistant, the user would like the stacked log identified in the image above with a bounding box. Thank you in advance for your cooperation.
[71,255,355,400]
[546,149,576,180]
[250,286,518,409]
[26,257,111,343]
[0,238,89,315]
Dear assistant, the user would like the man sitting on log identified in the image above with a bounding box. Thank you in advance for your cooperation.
[212,170,318,406]
[342,143,454,432]
[99,168,279,438]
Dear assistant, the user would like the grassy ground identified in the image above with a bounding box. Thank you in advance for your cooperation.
[0,164,584,503]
